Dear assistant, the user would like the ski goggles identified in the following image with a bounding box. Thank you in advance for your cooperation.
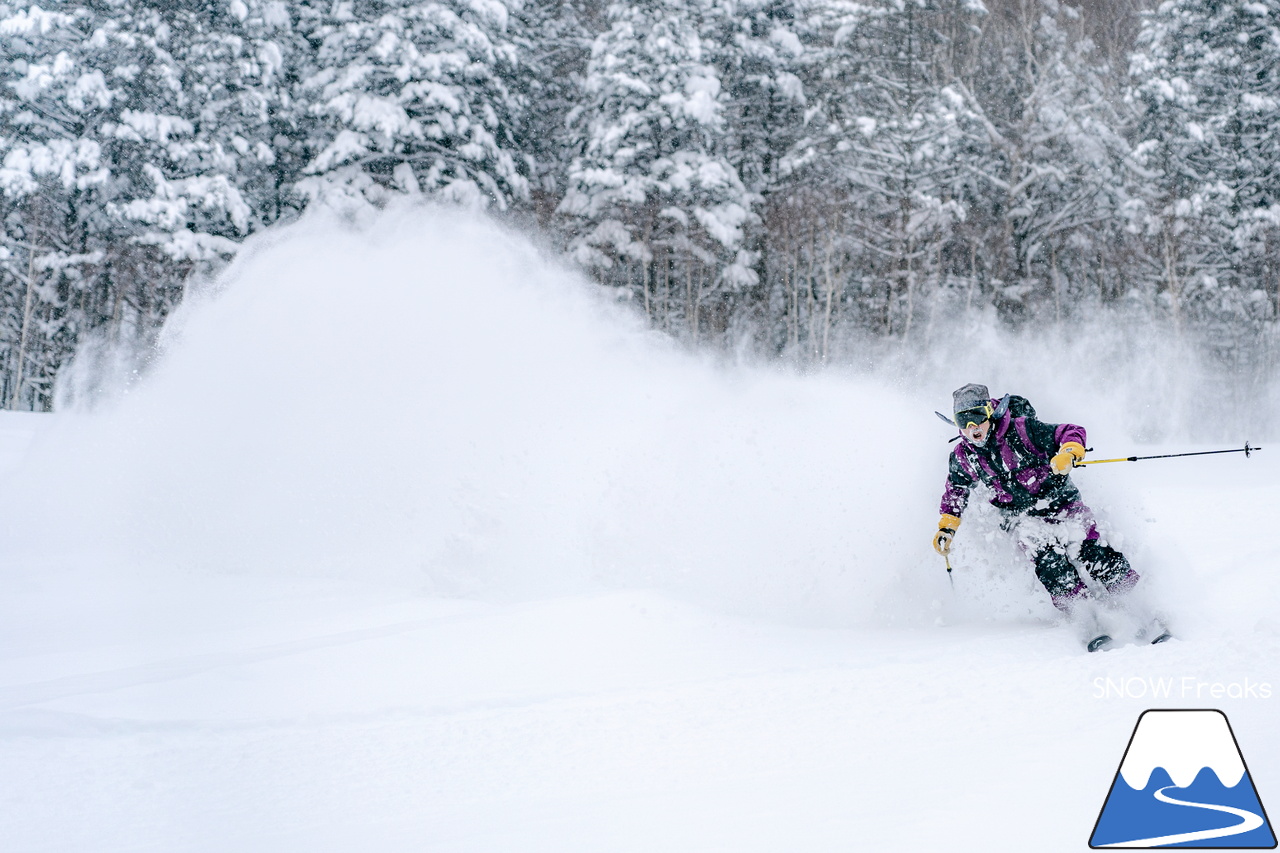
[954,404,994,428]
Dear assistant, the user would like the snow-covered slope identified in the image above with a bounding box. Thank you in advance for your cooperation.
[0,207,1275,852]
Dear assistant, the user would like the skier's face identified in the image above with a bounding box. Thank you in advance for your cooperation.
[962,419,991,445]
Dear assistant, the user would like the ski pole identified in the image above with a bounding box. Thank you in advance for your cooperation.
[1075,441,1261,466]
[944,553,954,588]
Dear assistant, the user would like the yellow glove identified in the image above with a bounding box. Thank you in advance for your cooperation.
[933,514,961,556]
[1051,441,1086,473]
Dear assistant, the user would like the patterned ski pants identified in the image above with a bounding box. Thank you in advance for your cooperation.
[1003,501,1139,613]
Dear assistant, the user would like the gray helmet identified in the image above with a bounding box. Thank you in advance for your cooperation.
[952,383,993,428]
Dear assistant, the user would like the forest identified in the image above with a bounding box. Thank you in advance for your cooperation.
[1,0,1277,420]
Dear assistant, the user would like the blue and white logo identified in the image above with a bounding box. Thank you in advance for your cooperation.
[1091,709,1276,848]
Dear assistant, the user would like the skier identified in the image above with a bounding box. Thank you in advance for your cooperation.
[931,383,1157,649]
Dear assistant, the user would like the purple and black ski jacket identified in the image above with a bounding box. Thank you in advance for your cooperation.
[940,401,1087,519]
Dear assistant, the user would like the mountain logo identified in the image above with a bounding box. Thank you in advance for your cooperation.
[1090,709,1276,848]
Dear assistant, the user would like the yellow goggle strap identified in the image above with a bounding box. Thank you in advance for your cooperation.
[957,404,993,429]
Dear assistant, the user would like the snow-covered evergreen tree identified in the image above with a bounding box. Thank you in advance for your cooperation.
[510,0,602,225]
[298,0,528,210]
[707,0,810,319]
[559,0,757,335]
[801,0,978,342]
[955,0,1133,322]
[0,0,1273,413]
[1129,0,1280,326]
[0,0,299,408]
[1128,0,1280,430]
[180,0,313,231]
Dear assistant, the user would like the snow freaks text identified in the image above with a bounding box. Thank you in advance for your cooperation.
[1093,677,1273,701]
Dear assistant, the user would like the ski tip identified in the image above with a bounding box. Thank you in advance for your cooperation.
[1087,634,1115,653]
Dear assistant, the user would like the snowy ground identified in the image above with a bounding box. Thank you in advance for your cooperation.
[0,209,1276,852]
